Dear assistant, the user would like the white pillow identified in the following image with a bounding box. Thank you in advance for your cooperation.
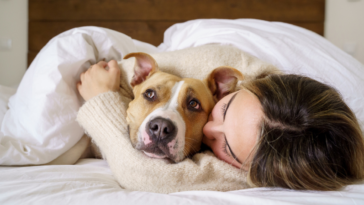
[0,27,145,165]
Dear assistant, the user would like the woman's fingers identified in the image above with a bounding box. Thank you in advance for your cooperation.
[80,71,85,82]
[90,60,119,74]
[77,81,87,100]
[107,60,120,75]
[96,60,108,68]
[107,60,117,68]
[77,59,121,101]
[77,81,82,92]
[105,60,121,87]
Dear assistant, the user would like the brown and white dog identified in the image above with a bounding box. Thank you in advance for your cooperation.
[48,51,244,164]
[124,52,244,162]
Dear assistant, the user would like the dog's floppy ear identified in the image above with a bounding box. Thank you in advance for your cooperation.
[124,52,159,87]
[204,66,244,101]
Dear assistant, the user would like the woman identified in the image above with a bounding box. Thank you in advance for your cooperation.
[77,60,364,193]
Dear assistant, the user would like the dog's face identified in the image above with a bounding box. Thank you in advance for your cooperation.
[125,52,243,162]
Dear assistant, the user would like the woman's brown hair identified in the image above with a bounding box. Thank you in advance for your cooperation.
[243,74,364,191]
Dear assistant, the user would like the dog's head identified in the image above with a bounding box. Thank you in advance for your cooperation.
[125,52,243,162]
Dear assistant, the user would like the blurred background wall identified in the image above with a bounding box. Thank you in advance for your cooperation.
[325,0,364,64]
[0,0,363,86]
[0,0,27,87]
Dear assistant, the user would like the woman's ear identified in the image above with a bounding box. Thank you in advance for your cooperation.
[123,52,159,87]
[204,66,244,101]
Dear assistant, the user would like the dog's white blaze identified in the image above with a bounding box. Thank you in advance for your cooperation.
[137,81,186,161]
[164,81,184,111]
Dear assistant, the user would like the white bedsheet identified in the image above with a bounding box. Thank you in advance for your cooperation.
[1,159,364,205]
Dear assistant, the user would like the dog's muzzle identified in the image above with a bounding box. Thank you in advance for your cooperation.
[148,117,177,141]
[138,117,179,160]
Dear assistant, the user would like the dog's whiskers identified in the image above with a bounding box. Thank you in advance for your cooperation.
[183,141,200,158]
[184,137,199,142]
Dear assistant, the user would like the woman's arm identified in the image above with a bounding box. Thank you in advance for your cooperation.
[76,60,248,193]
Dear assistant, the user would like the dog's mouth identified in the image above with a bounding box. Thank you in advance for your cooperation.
[138,143,172,160]
[142,151,167,159]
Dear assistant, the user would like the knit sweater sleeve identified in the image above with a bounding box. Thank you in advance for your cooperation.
[77,91,249,193]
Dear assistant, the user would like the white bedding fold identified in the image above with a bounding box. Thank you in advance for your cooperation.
[0,27,139,165]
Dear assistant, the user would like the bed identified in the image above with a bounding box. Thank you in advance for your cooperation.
[2,0,364,204]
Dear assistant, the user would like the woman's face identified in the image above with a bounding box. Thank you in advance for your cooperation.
[202,89,264,169]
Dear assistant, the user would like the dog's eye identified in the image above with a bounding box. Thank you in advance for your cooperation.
[144,89,156,101]
[188,99,200,110]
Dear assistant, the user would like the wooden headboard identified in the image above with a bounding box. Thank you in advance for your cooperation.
[28,0,325,66]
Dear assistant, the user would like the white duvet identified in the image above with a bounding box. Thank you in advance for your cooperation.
[1,19,364,204]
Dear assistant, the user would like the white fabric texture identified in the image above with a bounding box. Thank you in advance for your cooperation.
[1,159,364,205]
[0,27,141,165]
[158,19,364,129]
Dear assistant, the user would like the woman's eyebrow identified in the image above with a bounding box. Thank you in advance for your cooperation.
[224,135,242,164]
[223,92,238,121]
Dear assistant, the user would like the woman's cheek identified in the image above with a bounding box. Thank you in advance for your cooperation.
[209,141,224,160]
[215,150,230,164]
[214,150,237,167]
[210,140,234,165]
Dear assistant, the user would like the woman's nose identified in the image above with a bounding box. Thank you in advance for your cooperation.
[203,121,223,140]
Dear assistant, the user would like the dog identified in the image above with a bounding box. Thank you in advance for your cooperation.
[48,51,244,164]
[124,52,244,162]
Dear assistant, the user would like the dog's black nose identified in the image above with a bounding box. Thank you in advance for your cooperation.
[148,117,176,141]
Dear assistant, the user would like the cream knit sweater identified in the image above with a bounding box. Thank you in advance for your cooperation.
[77,45,279,193]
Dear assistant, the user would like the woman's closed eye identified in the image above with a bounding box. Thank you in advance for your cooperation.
[221,137,229,156]
[221,136,234,161]
[221,103,227,115]
[223,136,242,164]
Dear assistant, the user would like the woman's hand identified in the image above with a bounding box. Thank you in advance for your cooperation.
[77,60,121,101]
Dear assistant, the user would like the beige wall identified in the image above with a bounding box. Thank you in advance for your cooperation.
[0,0,27,87]
[0,0,362,86]
[325,0,364,64]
